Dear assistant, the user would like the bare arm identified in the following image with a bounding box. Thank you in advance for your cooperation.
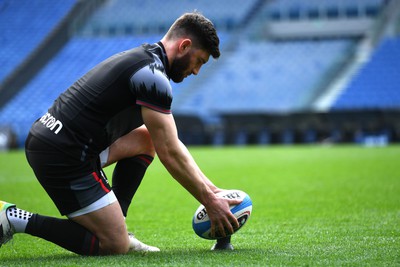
[141,107,239,236]
[175,139,222,193]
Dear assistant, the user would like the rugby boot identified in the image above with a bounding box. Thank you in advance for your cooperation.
[0,201,16,247]
[128,232,160,252]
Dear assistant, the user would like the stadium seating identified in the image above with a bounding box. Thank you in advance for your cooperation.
[79,0,258,35]
[0,0,398,146]
[332,37,400,110]
[175,38,355,114]
[0,35,161,146]
[0,0,76,82]
[0,27,228,146]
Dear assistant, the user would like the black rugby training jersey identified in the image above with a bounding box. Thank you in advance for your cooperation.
[30,42,172,161]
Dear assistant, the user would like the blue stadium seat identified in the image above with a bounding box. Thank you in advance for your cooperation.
[332,37,400,110]
[79,0,257,35]
[0,0,76,82]
[175,38,355,114]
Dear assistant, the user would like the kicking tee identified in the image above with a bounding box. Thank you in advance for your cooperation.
[30,42,172,161]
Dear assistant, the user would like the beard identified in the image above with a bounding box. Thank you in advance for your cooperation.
[169,52,191,83]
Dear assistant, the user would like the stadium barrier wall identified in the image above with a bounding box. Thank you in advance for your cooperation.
[174,110,400,146]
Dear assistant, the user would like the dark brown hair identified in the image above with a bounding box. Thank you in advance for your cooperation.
[166,12,220,59]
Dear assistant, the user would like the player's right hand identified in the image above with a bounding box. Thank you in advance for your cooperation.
[205,194,241,238]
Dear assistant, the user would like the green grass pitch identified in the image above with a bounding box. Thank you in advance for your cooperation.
[0,145,399,266]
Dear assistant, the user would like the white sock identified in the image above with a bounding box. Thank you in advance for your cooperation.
[6,207,33,233]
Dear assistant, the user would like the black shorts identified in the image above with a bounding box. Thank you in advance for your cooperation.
[25,133,111,215]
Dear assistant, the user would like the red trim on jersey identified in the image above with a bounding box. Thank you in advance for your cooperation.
[136,100,171,114]
[92,172,110,193]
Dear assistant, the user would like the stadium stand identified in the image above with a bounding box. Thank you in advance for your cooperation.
[0,35,161,146]
[78,0,259,35]
[0,0,76,83]
[175,38,355,114]
[332,36,400,110]
[0,0,398,146]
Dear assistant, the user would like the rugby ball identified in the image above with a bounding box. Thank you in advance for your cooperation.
[192,190,252,240]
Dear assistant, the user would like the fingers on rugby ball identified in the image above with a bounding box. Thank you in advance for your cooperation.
[192,190,252,240]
